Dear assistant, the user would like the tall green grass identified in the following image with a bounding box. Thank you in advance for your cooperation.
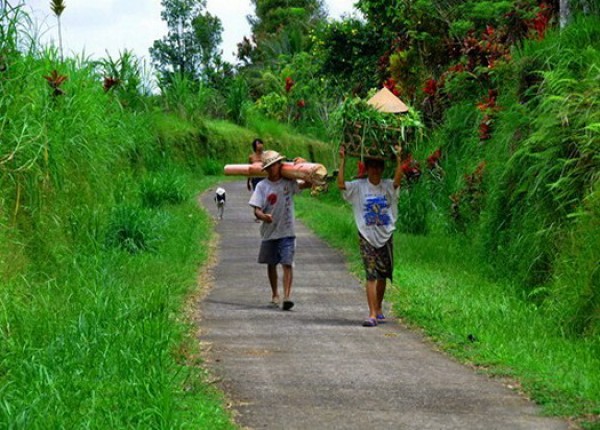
[1,10,235,427]
[397,15,599,337]
[479,15,600,334]
[0,176,234,428]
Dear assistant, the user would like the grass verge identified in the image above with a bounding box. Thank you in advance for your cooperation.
[0,175,235,429]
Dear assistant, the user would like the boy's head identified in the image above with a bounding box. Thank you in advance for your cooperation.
[252,138,264,152]
[364,157,385,170]
[261,150,285,171]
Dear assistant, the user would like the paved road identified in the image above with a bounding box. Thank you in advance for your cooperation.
[199,181,567,430]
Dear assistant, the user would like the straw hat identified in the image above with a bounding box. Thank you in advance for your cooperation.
[261,150,285,170]
[367,87,409,113]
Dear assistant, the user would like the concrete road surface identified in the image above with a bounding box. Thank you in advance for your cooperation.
[198,180,567,430]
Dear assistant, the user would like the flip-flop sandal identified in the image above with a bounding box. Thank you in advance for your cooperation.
[282,300,294,311]
[362,317,378,327]
[376,313,386,323]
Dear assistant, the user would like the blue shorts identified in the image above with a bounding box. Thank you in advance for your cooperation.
[258,236,296,265]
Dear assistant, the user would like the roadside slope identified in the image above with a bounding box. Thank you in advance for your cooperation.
[198,180,567,430]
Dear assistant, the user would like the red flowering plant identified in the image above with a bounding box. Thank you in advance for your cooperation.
[436,63,466,101]
[427,148,442,170]
[421,75,447,126]
[401,153,422,184]
[426,148,444,181]
[285,76,295,93]
[461,26,511,76]
[278,76,303,121]
[383,77,401,97]
[476,89,499,141]
[423,78,438,97]
[527,2,552,40]
[43,69,68,97]
[103,76,121,92]
[450,161,486,227]
[280,74,311,122]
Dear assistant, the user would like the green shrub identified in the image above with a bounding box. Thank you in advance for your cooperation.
[140,172,189,207]
[105,204,165,253]
[480,16,600,288]
[226,76,251,125]
[199,158,223,176]
[549,183,600,336]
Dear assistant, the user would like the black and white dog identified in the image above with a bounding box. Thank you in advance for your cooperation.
[214,187,226,219]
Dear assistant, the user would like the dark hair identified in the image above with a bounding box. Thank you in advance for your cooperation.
[252,138,264,152]
[364,158,385,169]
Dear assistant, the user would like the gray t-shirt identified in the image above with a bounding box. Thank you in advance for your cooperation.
[249,177,300,240]
[342,178,399,248]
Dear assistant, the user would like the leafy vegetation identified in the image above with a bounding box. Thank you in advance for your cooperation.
[332,95,424,159]
[1,0,599,427]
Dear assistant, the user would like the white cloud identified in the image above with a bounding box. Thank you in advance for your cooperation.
[22,0,357,64]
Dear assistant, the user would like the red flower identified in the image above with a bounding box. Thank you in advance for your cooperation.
[477,90,498,111]
[383,78,400,96]
[103,76,120,92]
[401,154,422,183]
[448,64,465,73]
[479,117,493,140]
[43,69,68,96]
[285,77,294,93]
[296,99,305,108]
[528,3,551,40]
[423,78,438,97]
[427,148,442,170]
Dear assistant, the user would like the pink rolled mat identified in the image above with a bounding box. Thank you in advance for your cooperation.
[224,162,328,185]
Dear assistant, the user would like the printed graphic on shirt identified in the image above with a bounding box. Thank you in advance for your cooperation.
[267,193,278,205]
[363,195,391,226]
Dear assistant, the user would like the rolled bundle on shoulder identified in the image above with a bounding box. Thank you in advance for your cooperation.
[281,162,327,185]
[223,162,266,177]
[224,162,328,185]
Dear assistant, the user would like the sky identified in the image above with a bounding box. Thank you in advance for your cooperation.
[23,0,359,66]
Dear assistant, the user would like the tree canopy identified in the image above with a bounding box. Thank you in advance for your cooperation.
[150,0,225,85]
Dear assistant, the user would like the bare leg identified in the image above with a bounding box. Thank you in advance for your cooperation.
[375,279,386,315]
[281,264,294,310]
[267,264,279,302]
[282,264,293,301]
[365,279,378,319]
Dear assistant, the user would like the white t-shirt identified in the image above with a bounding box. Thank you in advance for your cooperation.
[342,178,399,248]
[249,178,300,240]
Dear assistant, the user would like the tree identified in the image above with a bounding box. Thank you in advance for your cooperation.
[311,18,388,96]
[150,0,224,85]
[249,0,326,39]
[50,0,66,61]
[240,0,327,65]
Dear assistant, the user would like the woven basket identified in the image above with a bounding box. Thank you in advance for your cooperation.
[343,121,403,160]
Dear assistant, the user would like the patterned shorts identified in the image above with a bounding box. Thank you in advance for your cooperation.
[359,234,394,281]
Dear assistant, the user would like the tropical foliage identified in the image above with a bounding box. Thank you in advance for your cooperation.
[1,0,599,427]
[150,0,229,87]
